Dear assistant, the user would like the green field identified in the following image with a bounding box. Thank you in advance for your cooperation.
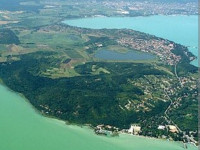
[0,0,198,142]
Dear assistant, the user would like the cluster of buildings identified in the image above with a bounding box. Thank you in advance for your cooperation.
[158,125,179,133]
[117,37,181,65]
[95,124,179,137]
[127,124,179,135]
[101,1,198,16]
[39,104,63,115]
[95,124,119,136]
[95,124,142,136]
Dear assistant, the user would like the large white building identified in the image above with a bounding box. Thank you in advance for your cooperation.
[128,125,141,135]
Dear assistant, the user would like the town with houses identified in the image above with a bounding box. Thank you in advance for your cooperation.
[0,0,198,149]
[117,37,182,65]
[100,1,198,16]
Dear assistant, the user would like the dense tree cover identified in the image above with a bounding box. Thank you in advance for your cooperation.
[169,87,198,131]
[171,44,198,74]
[0,51,170,129]
[75,62,168,78]
[0,29,20,45]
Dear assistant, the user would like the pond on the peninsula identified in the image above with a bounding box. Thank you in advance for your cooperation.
[64,15,198,66]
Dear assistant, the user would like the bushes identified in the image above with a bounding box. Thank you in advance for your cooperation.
[0,29,20,45]
[0,52,195,130]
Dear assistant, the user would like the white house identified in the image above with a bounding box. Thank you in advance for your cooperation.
[158,125,165,130]
[167,125,178,133]
[128,125,141,135]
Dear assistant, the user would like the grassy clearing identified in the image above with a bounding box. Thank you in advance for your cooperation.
[65,50,83,59]
[103,45,129,53]
[155,65,174,76]
[42,67,80,78]
[91,65,110,75]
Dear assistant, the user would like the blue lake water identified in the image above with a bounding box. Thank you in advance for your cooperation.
[64,15,198,66]
[0,16,198,150]
[1,84,197,150]
[0,15,198,150]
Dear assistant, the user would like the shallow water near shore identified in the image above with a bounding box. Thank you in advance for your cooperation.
[0,15,198,150]
[0,84,197,150]
[64,15,198,66]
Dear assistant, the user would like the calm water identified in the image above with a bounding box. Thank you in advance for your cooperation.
[95,49,155,61]
[0,84,197,150]
[64,15,198,66]
[0,15,198,150]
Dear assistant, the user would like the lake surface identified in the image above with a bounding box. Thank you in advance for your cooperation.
[95,49,155,61]
[64,15,198,66]
[0,84,197,150]
[0,15,198,150]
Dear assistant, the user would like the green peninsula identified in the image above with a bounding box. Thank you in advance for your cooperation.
[0,0,198,144]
